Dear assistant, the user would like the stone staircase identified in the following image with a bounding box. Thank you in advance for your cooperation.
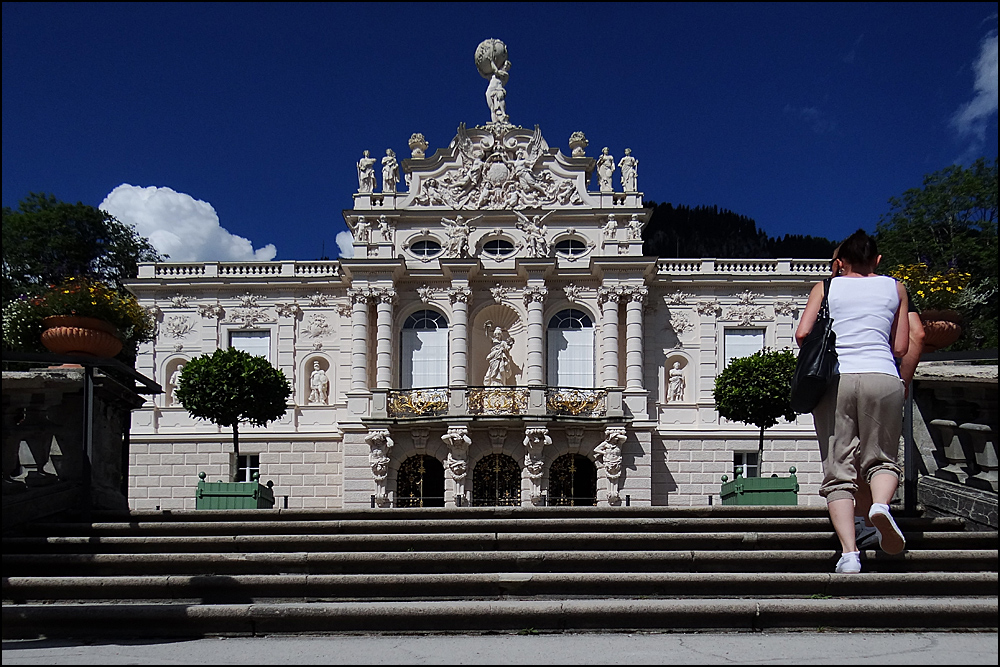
[3,506,997,638]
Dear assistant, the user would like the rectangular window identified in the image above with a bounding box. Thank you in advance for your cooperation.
[547,328,595,388]
[734,451,759,478]
[723,328,764,367]
[235,454,260,482]
[230,330,270,359]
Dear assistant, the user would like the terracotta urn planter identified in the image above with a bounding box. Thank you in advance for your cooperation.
[919,309,963,353]
[40,315,123,358]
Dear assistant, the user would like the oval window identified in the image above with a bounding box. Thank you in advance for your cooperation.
[554,239,587,257]
[410,239,442,257]
[482,239,515,258]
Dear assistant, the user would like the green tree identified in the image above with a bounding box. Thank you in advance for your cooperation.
[174,348,291,479]
[876,158,998,349]
[713,349,798,469]
[2,192,162,305]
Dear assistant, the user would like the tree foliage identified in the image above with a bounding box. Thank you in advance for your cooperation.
[876,158,998,349]
[2,192,162,306]
[713,349,798,467]
[174,348,291,476]
[642,202,838,259]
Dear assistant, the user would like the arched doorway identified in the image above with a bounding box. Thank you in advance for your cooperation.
[396,455,445,507]
[472,453,521,506]
[548,453,597,506]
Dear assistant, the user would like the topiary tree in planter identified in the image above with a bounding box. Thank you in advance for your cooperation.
[713,348,798,472]
[174,348,291,481]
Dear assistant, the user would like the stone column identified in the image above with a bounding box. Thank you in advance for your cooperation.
[448,287,472,386]
[624,286,648,391]
[598,287,622,388]
[349,288,370,393]
[374,287,396,389]
[523,286,548,386]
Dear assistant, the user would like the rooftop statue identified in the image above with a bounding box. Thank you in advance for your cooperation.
[381,149,399,194]
[618,148,638,192]
[357,150,377,194]
[597,147,615,192]
[476,39,510,124]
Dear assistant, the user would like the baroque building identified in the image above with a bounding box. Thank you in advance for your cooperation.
[127,40,829,511]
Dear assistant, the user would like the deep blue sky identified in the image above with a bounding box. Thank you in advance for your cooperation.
[3,3,997,261]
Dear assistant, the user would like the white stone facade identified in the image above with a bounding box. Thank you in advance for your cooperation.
[126,40,830,511]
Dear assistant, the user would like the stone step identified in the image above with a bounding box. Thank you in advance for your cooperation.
[5,549,996,576]
[4,597,996,638]
[4,530,994,555]
[22,515,966,537]
[5,571,996,603]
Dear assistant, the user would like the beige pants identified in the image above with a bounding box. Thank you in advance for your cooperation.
[812,373,904,503]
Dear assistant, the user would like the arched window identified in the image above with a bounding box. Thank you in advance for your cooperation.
[547,309,595,388]
[401,310,449,388]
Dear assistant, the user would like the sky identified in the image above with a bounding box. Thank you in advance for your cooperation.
[3,3,997,263]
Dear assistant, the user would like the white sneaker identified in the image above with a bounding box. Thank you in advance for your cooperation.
[869,503,906,555]
[835,551,861,573]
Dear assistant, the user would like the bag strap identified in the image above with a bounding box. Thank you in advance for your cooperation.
[818,278,831,320]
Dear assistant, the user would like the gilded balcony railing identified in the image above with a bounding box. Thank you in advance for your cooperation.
[546,387,608,417]
[467,386,530,415]
[386,387,450,417]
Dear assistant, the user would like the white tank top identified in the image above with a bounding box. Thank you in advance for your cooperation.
[827,275,900,376]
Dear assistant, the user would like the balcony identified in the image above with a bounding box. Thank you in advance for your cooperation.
[375,386,623,420]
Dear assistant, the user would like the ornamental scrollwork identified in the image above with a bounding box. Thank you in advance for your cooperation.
[163,315,195,339]
[197,302,225,319]
[387,389,449,417]
[300,313,331,339]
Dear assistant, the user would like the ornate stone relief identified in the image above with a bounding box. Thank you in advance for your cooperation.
[514,210,553,258]
[145,304,163,319]
[163,315,195,339]
[522,286,548,304]
[490,285,513,304]
[597,285,626,305]
[523,427,551,504]
[365,429,394,507]
[411,123,584,210]
[408,133,428,159]
[441,214,482,258]
[562,284,593,304]
[275,302,302,319]
[300,313,331,339]
[335,302,353,318]
[169,294,189,308]
[665,291,694,305]
[594,426,626,504]
[308,293,330,307]
[565,427,585,448]
[411,427,430,450]
[568,131,588,157]
[198,302,225,319]
[724,291,769,326]
[225,294,272,329]
[669,312,694,334]
[416,284,445,304]
[774,300,798,316]
[488,427,507,452]
[695,299,721,317]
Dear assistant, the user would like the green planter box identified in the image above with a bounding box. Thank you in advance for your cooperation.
[196,471,275,510]
[720,466,799,506]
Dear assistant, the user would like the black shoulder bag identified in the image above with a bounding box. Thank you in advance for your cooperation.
[790,278,837,413]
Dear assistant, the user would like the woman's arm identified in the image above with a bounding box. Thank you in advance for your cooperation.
[889,281,910,359]
[794,281,826,348]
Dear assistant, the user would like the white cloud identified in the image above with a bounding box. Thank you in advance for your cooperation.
[335,230,355,258]
[951,28,998,154]
[100,184,277,262]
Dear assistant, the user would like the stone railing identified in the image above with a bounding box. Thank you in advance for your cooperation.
[2,356,159,528]
[140,261,341,280]
[911,359,998,529]
[655,258,829,276]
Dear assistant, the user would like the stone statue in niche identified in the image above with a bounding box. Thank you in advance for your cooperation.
[483,321,515,386]
[381,149,399,193]
[627,214,643,241]
[357,150,377,193]
[476,38,510,124]
[603,214,618,240]
[377,215,393,242]
[169,364,185,406]
[514,209,554,258]
[308,360,330,405]
[354,216,371,244]
[596,147,615,192]
[441,214,482,258]
[618,148,638,192]
[668,362,686,403]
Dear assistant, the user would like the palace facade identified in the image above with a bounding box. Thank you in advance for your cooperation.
[126,40,830,511]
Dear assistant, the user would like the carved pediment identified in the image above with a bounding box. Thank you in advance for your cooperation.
[401,124,592,211]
